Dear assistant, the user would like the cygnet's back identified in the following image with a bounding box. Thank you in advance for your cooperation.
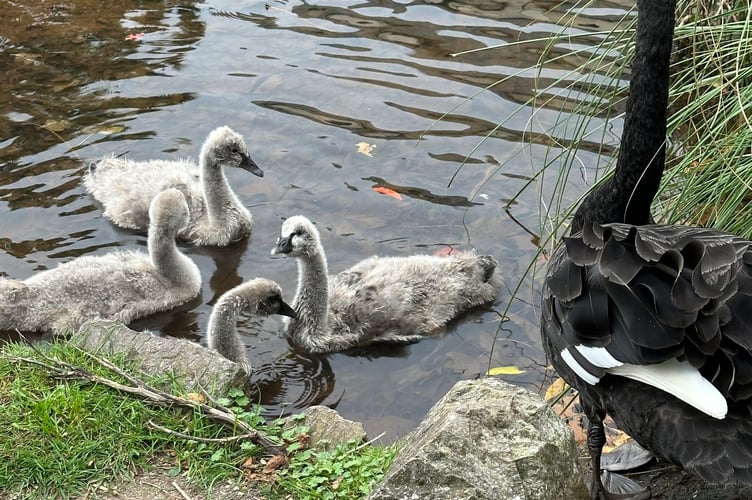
[272,215,502,353]
[83,126,264,246]
[0,189,202,335]
[207,278,296,373]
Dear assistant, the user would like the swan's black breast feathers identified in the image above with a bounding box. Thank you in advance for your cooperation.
[543,221,752,401]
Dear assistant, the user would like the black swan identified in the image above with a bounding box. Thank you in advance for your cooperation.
[541,0,752,497]
[0,189,202,335]
[84,126,263,246]
[207,278,297,374]
[271,215,502,353]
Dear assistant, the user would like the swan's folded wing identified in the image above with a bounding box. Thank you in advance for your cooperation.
[543,221,752,405]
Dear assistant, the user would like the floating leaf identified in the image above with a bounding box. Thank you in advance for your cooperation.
[95,124,126,135]
[356,142,376,157]
[125,32,144,41]
[544,377,569,401]
[434,246,460,257]
[43,119,70,132]
[487,365,525,376]
[373,186,402,200]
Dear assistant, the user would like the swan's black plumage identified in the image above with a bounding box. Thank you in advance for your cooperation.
[541,0,752,497]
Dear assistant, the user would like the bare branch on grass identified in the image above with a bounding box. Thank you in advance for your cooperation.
[6,349,287,457]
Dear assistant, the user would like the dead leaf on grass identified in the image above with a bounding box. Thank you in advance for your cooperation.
[262,454,289,474]
[183,392,207,404]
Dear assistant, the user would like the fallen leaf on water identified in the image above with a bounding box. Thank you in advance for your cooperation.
[373,186,402,200]
[96,124,126,135]
[487,365,525,376]
[125,32,144,41]
[434,246,460,257]
[356,142,376,157]
[544,376,569,401]
[43,119,70,132]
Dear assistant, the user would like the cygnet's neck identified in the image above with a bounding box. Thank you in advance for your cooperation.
[290,245,330,339]
[200,154,237,223]
[207,296,240,348]
[149,221,191,279]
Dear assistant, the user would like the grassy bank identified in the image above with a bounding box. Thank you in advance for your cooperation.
[0,341,395,499]
[533,0,752,239]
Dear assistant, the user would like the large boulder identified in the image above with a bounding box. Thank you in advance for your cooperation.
[367,377,587,500]
[71,319,250,394]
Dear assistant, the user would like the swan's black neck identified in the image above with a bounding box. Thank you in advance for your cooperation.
[571,0,676,233]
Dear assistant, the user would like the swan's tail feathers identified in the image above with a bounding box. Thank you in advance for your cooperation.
[479,255,498,283]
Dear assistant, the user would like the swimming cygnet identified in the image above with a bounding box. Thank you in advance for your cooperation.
[83,126,264,246]
[0,189,202,335]
[271,215,502,353]
[207,278,297,373]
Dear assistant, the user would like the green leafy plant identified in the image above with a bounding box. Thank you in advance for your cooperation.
[270,438,397,500]
[0,340,395,499]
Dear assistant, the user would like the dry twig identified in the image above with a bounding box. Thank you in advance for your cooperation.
[7,348,287,456]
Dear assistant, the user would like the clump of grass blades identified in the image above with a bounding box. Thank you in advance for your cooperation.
[528,0,752,239]
[0,342,162,497]
[446,2,752,367]
[0,340,396,499]
[660,0,752,237]
[0,341,260,497]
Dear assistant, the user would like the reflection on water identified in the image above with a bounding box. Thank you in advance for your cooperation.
[251,352,340,416]
[0,0,631,440]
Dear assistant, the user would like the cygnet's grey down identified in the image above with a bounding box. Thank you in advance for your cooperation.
[83,126,264,246]
[271,215,502,353]
[0,189,202,335]
[206,278,297,374]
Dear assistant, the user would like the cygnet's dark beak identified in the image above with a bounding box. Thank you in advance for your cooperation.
[239,153,264,178]
[271,235,292,256]
[277,300,297,319]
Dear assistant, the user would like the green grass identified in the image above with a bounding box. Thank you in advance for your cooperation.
[527,0,752,238]
[0,341,396,499]
[449,1,752,243]
[440,1,752,367]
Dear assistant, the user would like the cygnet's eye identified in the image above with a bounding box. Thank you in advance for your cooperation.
[264,294,281,310]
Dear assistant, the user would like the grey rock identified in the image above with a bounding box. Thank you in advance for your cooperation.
[71,319,250,394]
[289,405,367,451]
[367,377,587,500]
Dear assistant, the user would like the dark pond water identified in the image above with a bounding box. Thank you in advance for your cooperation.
[0,0,629,440]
